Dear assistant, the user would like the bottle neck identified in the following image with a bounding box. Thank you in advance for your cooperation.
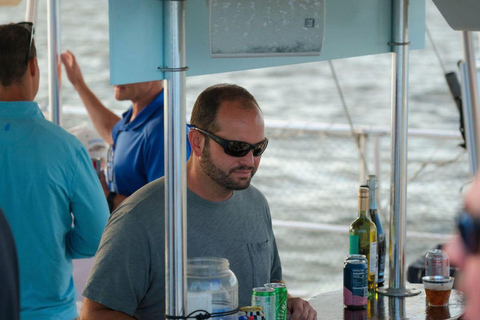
[369,190,377,210]
[358,196,369,216]
[368,178,377,210]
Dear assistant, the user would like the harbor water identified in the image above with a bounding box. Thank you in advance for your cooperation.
[0,1,471,298]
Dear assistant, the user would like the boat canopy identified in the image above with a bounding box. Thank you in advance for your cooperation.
[108,0,425,85]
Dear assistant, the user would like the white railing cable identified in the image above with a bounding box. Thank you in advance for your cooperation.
[272,219,452,241]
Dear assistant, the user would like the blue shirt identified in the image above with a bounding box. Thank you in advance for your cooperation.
[109,91,191,196]
[0,101,109,320]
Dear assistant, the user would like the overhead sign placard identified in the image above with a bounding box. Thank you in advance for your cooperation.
[210,0,324,57]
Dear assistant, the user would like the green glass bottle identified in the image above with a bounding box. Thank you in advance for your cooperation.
[349,186,378,297]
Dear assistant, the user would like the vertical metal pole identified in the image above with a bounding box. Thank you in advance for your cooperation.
[461,32,480,174]
[377,0,420,297]
[459,61,478,175]
[164,0,187,318]
[47,0,61,125]
[25,0,38,23]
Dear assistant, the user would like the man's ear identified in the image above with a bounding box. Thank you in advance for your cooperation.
[29,57,37,77]
[188,129,204,157]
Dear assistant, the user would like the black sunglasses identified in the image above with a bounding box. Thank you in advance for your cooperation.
[457,210,480,254]
[190,126,268,157]
[17,22,35,65]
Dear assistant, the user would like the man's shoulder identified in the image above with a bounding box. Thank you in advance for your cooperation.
[34,119,85,153]
[112,178,166,224]
[237,185,268,202]
[143,108,164,131]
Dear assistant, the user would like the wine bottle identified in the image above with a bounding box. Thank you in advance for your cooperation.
[367,175,386,287]
[349,186,378,297]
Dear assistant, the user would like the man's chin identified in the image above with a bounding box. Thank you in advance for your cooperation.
[230,179,251,190]
[115,95,128,101]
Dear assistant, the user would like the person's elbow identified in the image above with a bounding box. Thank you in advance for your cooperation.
[81,298,135,320]
[66,228,103,259]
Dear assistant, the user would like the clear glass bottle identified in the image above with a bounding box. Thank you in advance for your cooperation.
[349,186,378,297]
[187,257,238,320]
[367,175,386,287]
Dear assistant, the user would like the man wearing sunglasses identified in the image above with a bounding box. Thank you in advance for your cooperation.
[81,84,317,320]
[445,171,480,319]
[61,51,191,213]
[0,23,109,319]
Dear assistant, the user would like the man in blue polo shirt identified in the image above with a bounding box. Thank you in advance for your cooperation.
[0,23,109,319]
[61,50,190,212]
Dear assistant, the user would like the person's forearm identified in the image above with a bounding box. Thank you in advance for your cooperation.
[113,193,127,212]
[82,309,134,320]
[81,298,135,320]
[74,82,120,145]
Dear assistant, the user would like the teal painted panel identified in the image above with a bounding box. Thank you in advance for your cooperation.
[109,0,164,84]
[109,0,425,84]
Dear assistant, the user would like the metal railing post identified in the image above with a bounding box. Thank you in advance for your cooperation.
[164,0,188,318]
[47,0,61,125]
[378,0,420,297]
[25,0,38,23]
[459,61,478,175]
[461,32,480,175]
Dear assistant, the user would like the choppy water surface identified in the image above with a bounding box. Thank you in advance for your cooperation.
[0,1,471,297]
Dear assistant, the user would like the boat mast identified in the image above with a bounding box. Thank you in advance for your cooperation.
[377,0,420,297]
[164,0,188,318]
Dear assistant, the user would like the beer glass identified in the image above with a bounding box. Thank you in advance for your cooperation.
[422,276,454,307]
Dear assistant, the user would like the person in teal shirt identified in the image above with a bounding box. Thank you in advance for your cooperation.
[0,23,109,320]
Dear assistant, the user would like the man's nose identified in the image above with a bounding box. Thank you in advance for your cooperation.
[239,149,255,165]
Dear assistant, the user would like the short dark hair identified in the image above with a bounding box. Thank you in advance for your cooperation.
[0,23,37,87]
[190,84,260,133]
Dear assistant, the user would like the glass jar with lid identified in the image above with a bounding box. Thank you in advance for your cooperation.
[187,257,238,320]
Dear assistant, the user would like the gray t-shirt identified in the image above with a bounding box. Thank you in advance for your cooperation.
[83,177,282,319]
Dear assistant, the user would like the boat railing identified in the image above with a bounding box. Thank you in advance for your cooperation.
[265,118,463,186]
[261,119,467,298]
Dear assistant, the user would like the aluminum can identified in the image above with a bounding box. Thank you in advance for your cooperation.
[237,311,248,320]
[240,306,265,320]
[344,307,367,320]
[91,157,101,175]
[344,259,368,309]
[264,283,287,320]
[425,249,450,277]
[345,254,368,265]
[252,287,276,320]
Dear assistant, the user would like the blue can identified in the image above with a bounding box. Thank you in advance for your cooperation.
[344,258,368,309]
[238,311,248,320]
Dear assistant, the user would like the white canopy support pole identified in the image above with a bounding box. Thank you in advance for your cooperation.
[164,0,188,318]
[377,0,420,297]
[47,0,61,125]
[461,31,480,174]
[25,0,38,23]
[459,60,478,175]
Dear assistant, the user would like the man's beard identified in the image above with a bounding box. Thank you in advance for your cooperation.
[200,141,256,190]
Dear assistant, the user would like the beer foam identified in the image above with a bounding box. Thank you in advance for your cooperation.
[422,276,454,291]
